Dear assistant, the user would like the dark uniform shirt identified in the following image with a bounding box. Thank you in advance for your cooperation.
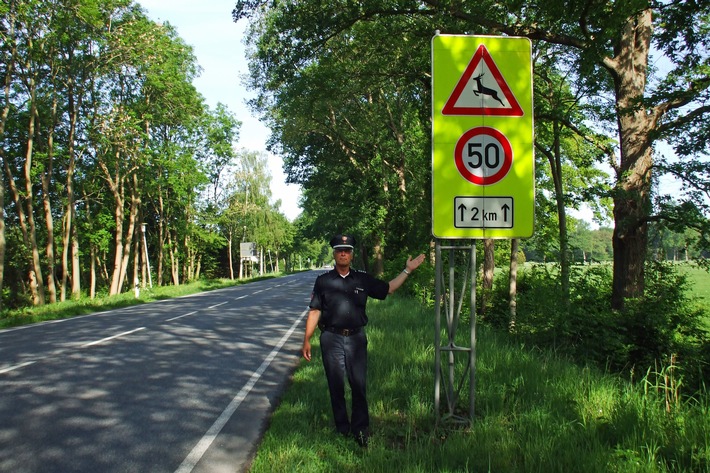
[309,268,389,329]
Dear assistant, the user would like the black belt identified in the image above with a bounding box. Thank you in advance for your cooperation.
[320,326,362,336]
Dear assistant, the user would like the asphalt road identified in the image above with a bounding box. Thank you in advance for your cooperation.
[0,270,321,473]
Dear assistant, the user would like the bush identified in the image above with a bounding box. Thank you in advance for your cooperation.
[487,261,710,396]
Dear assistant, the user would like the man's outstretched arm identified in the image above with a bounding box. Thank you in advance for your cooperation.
[388,254,426,294]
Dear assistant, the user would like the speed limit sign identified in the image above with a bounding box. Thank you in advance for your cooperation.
[454,127,512,186]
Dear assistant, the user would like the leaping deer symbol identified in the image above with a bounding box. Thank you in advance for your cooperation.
[471,72,505,106]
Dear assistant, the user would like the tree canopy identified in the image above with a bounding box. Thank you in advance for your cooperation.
[233,0,710,307]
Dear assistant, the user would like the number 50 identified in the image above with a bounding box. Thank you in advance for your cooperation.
[466,142,501,169]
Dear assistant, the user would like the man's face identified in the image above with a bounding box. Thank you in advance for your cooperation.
[333,248,353,266]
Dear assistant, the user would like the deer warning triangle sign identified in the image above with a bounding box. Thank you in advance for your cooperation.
[442,45,524,116]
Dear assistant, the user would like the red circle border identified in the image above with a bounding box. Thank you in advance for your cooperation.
[454,127,513,185]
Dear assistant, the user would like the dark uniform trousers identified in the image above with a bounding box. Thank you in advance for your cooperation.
[320,329,369,436]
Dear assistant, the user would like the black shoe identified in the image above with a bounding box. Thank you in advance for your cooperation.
[354,431,369,448]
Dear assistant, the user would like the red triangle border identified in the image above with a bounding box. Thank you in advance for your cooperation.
[442,45,524,117]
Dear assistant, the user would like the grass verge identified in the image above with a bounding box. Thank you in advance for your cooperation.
[248,296,710,473]
[0,276,278,329]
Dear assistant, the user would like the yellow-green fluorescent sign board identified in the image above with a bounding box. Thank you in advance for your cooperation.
[432,34,534,239]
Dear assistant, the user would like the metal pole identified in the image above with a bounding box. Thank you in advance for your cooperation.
[434,240,442,422]
[470,241,477,419]
[433,240,478,425]
[448,247,456,414]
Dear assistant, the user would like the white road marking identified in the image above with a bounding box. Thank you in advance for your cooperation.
[166,311,199,322]
[81,327,146,348]
[174,308,308,473]
[0,361,36,374]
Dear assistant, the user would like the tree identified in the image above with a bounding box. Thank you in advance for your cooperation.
[419,1,710,308]
[221,149,282,278]
[534,44,613,305]
[235,0,710,310]
[236,3,433,273]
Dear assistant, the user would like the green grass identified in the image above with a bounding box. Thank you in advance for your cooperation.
[678,263,710,329]
[249,297,710,473]
[682,264,710,301]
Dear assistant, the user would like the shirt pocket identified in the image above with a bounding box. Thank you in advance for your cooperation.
[353,287,368,307]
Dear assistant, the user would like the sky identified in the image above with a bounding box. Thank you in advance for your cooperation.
[138,0,303,221]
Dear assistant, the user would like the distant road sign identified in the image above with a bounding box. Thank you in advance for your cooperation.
[432,34,534,239]
[240,242,257,262]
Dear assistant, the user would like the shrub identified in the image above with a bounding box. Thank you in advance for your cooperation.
[487,261,710,396]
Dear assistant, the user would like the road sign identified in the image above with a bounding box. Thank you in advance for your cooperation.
[432,34,534,239]
[240,242,258,262]
[454,127,512,185]
[455,196,513,228]
[442,44,523,116]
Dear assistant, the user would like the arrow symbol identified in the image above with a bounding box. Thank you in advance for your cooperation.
[501,204,510,221]
[458,203,468,221]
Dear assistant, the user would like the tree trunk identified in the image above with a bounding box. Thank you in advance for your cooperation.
[0,32,14,312]
[133,237,140,294]
[116,174,141,293]
[157,190,165,286]
[168,229,180,285]
[2,8,44,305]
[0,159,4,311]
[22,91,46,305]
[90,244,97,299]
[141,223,147,289]
[481,239,495,318]
[102,149,131,296]
[42,96,58,304]
[62,78,81,301]
[607,9,654,310]
[509,238,519,332]
[228,229,234,279]
[107,164,125,295]
[550,121,570,307]
[371,237,384,277]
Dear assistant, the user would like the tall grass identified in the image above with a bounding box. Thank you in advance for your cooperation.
[249,297,710,472]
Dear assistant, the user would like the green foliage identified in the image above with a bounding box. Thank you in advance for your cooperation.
[236,0,710,313]
[488,262,710,395]
[0,1,299,307]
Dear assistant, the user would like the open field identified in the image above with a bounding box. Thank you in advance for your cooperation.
[683,264,710,300]
[674,263,710,328]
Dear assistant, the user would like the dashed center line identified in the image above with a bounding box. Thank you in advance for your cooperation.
[207,301,228,309]
[0,361,36,374]
[81,327,146,348]
[166,311,198,322]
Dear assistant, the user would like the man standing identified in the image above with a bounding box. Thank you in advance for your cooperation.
[302,234,426,447]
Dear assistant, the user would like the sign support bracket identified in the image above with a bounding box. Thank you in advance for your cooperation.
[434,239,477,425]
